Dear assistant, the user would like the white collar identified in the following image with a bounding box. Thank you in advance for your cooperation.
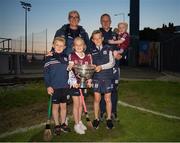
[96,45,103,50]
[75,52,85,59]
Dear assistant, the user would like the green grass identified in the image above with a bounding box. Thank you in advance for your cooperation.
[0,81,47,110]
[119,80,180,116]
[0,80,180,141]
[1,105,180,142]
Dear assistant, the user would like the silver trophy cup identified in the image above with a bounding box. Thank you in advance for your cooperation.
[73,64,95,88]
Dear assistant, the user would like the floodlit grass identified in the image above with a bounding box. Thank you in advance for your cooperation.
[0,80,180,142]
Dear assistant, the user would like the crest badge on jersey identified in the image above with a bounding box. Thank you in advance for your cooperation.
[94,83,99,88]
[64,57,68,61]
[103,50,107,55]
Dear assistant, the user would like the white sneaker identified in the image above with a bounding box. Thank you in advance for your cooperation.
[79,121,87,130]
[74,124,85,134]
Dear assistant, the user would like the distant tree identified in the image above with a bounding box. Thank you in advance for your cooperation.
[140,27,158,41]
[140,22,175,41]
[161,23,175,33]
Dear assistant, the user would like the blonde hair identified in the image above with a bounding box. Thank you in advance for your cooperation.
[73,37,86,51]
[118,22,128,30]
[68,10,80,21]
[53,37,66,45]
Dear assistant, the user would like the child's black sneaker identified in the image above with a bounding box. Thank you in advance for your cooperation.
[54,125,61,135]
[106,119,113,129]
[92,119,100,129]
[60,123,71,133]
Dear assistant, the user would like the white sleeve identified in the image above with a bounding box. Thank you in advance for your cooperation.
[101,51,115,70]
[68,70,77,87]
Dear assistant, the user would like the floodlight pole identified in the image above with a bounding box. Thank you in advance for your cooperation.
[25,8,27,54]
[20,1,31,54]
[114,13,125,22]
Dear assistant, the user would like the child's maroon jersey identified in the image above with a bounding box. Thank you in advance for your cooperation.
[69,52,92,65]
[117,32,130,50]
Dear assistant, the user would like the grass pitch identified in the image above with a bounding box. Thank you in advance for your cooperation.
[0,80,180,142]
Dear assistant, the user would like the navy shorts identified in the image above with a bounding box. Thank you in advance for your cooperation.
[52,88,68,104]
[69,88,80,96]
[93,79,113,94]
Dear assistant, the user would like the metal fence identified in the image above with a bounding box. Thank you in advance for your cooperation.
[138,34,180,72]
[161,34,180,72]
[0,29,52,54]
[0,29,51,75]
[10,29,49,54]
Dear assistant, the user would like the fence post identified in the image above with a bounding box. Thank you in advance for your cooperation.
[46,28,47,54]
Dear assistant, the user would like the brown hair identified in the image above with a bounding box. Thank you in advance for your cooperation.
[91,30,103,38]
[68,10,80,21]
[100,13,111,22]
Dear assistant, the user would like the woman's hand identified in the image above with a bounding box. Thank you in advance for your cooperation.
[113,50,122,60]
[115,54,122,60]
[46,51,53,57]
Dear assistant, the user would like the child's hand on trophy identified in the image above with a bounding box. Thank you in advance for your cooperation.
[92,64,97,68]
[95,65,102,72]
[67,62,74,71]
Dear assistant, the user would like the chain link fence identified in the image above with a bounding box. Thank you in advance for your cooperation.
[0,29,52,75]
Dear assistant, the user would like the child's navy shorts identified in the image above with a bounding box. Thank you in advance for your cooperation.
[93,79,113,94]
[52,88,68,104]
[69,88,80,96]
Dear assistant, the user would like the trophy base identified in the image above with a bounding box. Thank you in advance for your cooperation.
[80,82,87,88]
[80,78,86,88]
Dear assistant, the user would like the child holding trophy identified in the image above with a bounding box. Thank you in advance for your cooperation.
[68,37,93,134]
[90,30,115,129]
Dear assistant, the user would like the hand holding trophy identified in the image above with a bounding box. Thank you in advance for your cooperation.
[73,64,95,88]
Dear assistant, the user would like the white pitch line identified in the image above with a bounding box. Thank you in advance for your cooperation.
[0,116,73,139]
[0,122,46,139]
[1,101,180,139]
[118,100,180,120]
